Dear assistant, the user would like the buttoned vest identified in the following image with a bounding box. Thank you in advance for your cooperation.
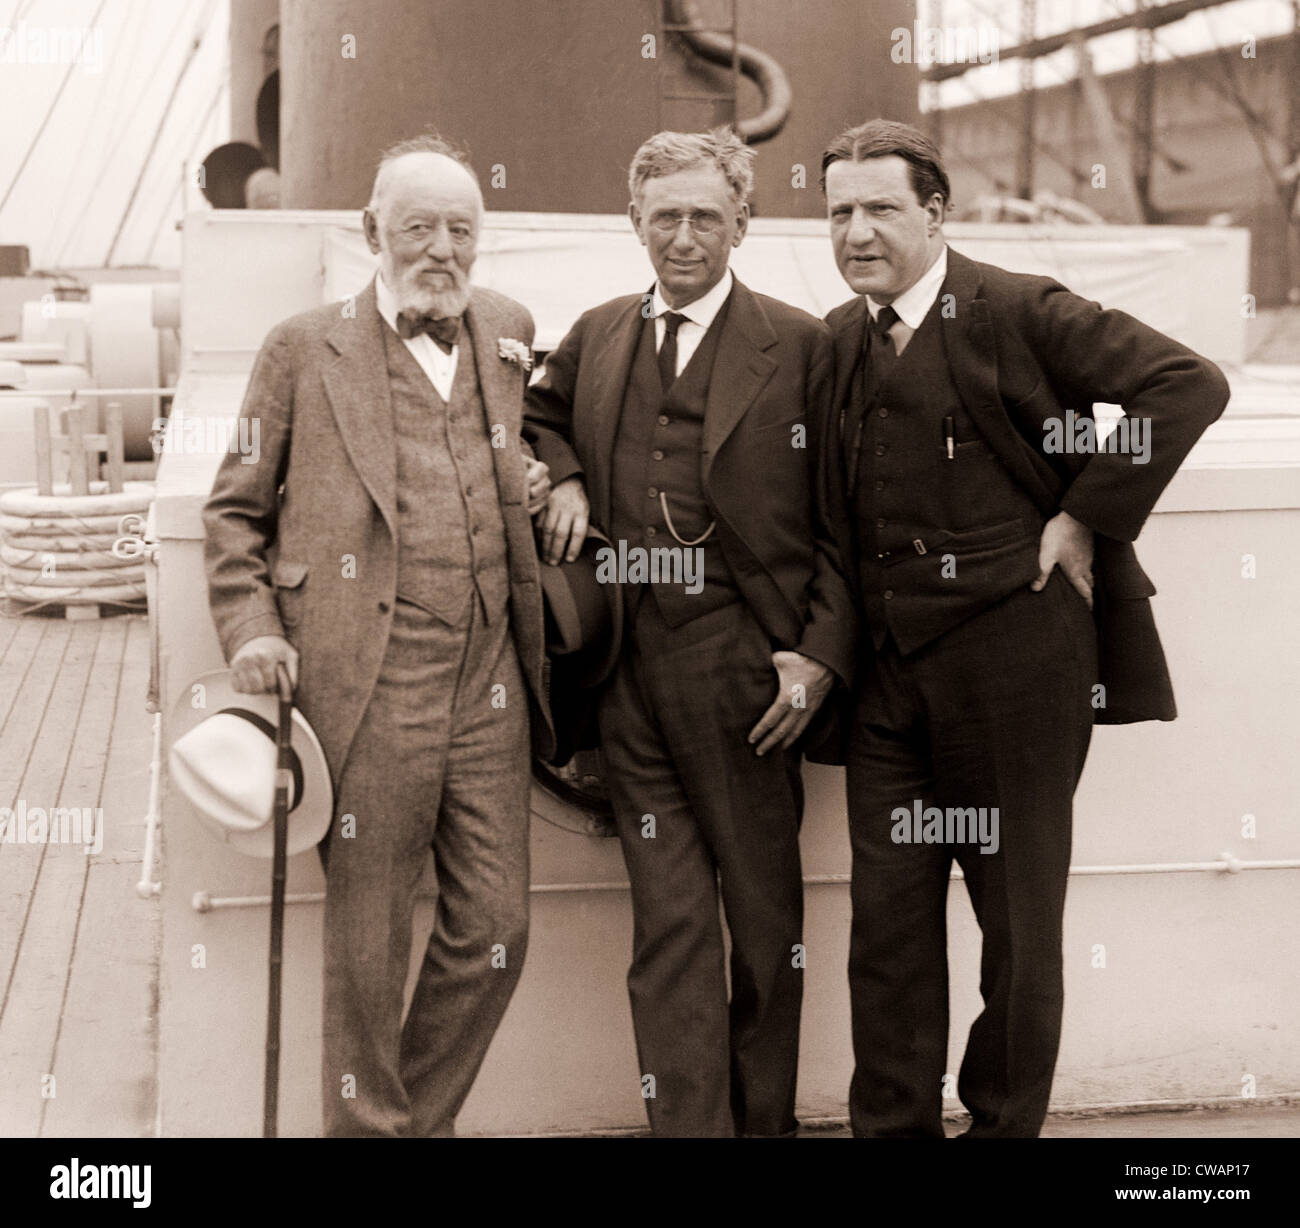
[610,303,738,626]
[381,321,509,625]
[853,297,1043,654]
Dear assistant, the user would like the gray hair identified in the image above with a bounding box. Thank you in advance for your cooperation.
[369,133,479,211]
[628,128,755,206]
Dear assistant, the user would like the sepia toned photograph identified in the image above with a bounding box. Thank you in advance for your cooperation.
[0,0,1296,1204]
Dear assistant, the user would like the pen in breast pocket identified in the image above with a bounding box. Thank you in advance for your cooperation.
[943,416,955,460]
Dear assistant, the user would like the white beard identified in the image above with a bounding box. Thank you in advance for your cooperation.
[388,264,471,320]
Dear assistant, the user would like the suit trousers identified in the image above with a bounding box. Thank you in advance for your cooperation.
[320,592,530,1137]
[845,570,1097,1138]
[598,595,805,1138]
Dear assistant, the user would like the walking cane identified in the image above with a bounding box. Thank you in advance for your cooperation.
[263,662,294,1138]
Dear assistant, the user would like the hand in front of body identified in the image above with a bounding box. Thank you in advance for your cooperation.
[1031,510,1096,610]
[230,635,299,693]
[747,651,835,757]
[539,475,589,566]
[525,457,551,516]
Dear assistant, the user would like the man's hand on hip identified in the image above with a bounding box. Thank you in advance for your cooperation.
[539,476,589,566]
[230,635,299,693]
[1032,510,1096,610]
[525,457,551,516]
[748,651,835,757]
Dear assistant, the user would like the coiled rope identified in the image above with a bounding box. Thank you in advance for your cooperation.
[0,483,151,615]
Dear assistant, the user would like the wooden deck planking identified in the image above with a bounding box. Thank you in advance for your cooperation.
[0,622,73,1018]
[0,619,54,984]
[0,614,157,1138]
[44,617,158,1137]
[0,616,23,683]
[94,618,154,863]
[40,854,158,1138]
[0,619,119,1136]
[31,617,129,1137]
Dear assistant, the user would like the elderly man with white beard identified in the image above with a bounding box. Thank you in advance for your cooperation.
[202,135,553,1137]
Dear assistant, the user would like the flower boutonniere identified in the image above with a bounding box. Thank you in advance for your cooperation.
[498,338,533,372]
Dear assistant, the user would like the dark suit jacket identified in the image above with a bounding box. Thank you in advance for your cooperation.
[202,280,555,785]
[824,246,1231,724]
[523,275,856,759]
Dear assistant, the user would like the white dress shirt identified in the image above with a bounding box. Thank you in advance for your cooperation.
[867,245,948,357]
[374,271,459,402]
[651,267,734,377]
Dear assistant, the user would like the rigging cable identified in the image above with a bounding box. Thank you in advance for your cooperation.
[142,73,228,265]
[104,0,218,266]
[53,0,196,266]
[0,0,111,216]
[38,0,148,261]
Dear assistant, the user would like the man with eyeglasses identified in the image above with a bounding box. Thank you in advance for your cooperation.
[524,128,854,1137]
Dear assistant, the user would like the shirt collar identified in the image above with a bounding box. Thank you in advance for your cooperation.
[652,267,734,329]
[867,245,948,331]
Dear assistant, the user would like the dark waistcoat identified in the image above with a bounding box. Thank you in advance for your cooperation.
[610,301,738,627]
[854,299,1043,654]
[381,321,509,625]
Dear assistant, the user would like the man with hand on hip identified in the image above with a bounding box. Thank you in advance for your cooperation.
[820,119,1228,1138]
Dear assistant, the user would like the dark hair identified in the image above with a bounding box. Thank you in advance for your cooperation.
[820,119,950,209]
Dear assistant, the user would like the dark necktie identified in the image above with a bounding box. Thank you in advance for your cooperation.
[396,310,461,355]
[845,305,902,493]
[868,305,900,393]
[658,311,686,390]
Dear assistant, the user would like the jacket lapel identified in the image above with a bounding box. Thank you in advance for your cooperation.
[940,249,1060,516]
[702,278,777,481]
[464,292,528,505]
[830,294,868,438]
[584,296,645,526]
[322,280,398,536]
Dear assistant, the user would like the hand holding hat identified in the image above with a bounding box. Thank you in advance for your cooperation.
[169,668,332,858]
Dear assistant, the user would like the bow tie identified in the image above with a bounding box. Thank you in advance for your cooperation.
[395,310,461,353]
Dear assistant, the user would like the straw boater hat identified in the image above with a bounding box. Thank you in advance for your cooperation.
[169,668,333,858]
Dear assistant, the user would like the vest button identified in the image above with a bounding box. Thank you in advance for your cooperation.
[875,480,885,492]
[648,487,658,498]
[652,449,664,461]
[878,406,888,418]
[658,415,670,426]
[646,526,657,538]
[883,589,894,600]
[876,518,887,529]
[875,444,887,456]
[378,600,391,613]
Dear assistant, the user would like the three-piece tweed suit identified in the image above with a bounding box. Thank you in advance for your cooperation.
[203,278,552,1137]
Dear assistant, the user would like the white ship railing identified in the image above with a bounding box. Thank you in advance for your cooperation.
[190,853,1300,912]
